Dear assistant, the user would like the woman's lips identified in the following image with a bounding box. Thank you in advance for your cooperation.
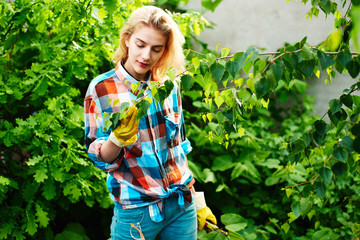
[138,61,149,68]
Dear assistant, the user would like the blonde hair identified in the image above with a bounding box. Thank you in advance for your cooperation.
[114,6,185,81]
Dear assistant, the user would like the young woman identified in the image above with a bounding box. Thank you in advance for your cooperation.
[84,6,216,240]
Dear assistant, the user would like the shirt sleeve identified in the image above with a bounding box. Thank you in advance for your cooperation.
[84,83,123,172]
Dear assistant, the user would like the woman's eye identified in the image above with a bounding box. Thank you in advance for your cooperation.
[152,49,161,53]
[136,44,144,48]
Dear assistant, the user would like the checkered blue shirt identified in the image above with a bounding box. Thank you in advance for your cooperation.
[84,62,194,222]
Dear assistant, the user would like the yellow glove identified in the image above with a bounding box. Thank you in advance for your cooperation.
[109,105,139,147]
[195,192,217,231]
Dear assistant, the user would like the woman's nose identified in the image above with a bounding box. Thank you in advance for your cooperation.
[142,48,151,61]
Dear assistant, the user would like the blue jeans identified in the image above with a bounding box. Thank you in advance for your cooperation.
[110,197,197,240]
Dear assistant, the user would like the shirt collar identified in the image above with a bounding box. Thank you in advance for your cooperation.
[115,61,151,95]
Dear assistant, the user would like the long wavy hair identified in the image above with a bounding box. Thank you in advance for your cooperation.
[113,6,185,81]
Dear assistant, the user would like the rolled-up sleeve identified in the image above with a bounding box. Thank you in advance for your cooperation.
[84,85,122,172]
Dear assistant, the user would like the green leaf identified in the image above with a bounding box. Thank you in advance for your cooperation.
[104,0,118,13]
[226,222,247,232]
[27,155,43,166]
[253,59,267,75]
[281,223,290,234]
[265,225,277,234]
[346,59,360,78]
[0,223,14,239]
[333,145,348,162]
[291,202,301,218]
[288,212,297,223]
[298,60,316,77]
[102,112,112,132]
[291,138,306,154]
[351,122,360,136]
[42,178,57,200]
[302,132,313,147]
[317,50,335,70]
[231,163,246,180]
[319,167,332,183]
[131,82,140,94]
[340,94,353,109]
[289,79,309,95]
[225,60,239,79]
[0,176,10,187]
[237,89,251,101]
[221,48,230,57]
[221,213,247,226]
[233,52,247,70]
[34,163,48,183]
[329,99,342,114]
[283,53,298,70]
[165,80,174,93]
[354,95,360,106]
[207,53,217,65]
[201,0,223,12]
[254,77,270,98]
[300,44,314,61]
[269,61,284,82]
[181,74,195,91]
[203,168,217,183]
[35,204,50,227]
[300,197,312,216]
[26,210,38,235]
[210,62,226,82]
[328,108,348,126]
[244,160,261,183]
[314,120,330,136]
[353,136,360,153]
[339,136,353,152]
[315,181,327,198]
[336,50,352,68]
[192,57,200,70]
[319,0,333,14]
[135,98,152,119]
[110,112,121,130]
[214,95,224,108]
[332,162,347,177]
[63,182,82,201]
[212,155,234,171]
[258,159,281,169]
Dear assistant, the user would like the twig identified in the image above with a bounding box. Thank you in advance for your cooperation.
[4,23,14,39]
[345,2,352,18]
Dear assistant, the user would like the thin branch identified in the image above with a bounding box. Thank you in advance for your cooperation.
[4,23,14,39]
[345,2,352,18]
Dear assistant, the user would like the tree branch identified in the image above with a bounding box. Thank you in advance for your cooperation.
[4,23,14,39]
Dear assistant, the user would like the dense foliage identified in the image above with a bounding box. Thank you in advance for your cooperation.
[1,0,360,239]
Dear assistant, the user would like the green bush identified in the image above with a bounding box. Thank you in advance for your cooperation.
[1,0,360,239]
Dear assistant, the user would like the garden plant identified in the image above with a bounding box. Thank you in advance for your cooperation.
[1,0,360,239]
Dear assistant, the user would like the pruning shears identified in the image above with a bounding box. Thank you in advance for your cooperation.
[205,221,230,238]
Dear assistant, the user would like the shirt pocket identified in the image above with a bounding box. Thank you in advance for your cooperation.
[165,112,180,148]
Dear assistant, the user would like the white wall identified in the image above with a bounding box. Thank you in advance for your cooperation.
[184,0,358,117]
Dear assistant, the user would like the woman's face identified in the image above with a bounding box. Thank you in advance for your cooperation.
[124,24,167,81]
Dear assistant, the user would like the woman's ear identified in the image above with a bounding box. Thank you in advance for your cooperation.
[125,33,130,47]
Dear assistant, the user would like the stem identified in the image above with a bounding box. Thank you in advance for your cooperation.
[4,23,14,39]
[345,2,352,18]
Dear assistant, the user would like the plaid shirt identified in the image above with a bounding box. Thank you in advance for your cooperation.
[84,62,194,222]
